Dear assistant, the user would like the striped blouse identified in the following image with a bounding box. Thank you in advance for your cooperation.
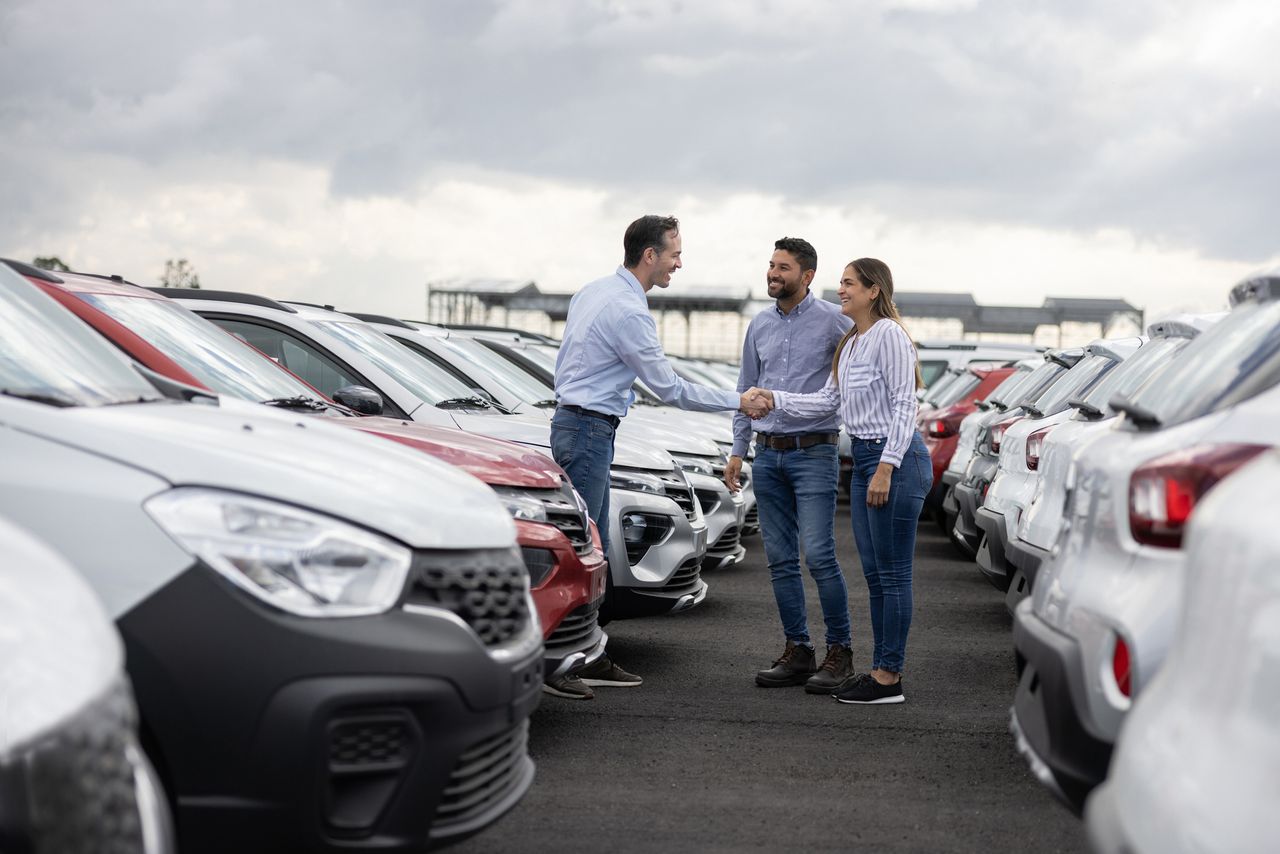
[773,318,919,467]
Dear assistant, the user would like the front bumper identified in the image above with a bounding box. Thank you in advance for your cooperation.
[516,519,608,675]
[119,558,543,853]
[1011,600,1113,814]
[687,471,746,570]
[1004,537,1051,613]
[604,486,708,620]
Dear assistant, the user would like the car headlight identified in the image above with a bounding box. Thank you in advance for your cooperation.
[609,469,665,494]
[145,487,412,618]
[492,487,550,523]
[670,454,717,476]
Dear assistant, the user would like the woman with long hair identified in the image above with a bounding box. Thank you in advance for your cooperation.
[749,258,932,704]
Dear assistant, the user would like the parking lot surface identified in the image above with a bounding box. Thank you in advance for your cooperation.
[457,521,1088,854]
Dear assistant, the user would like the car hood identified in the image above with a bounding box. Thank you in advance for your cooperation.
[0,518,123,754]
[450,410,675,471]
[620,408,727,456]
[342,415,563,489]
[2,397,515,550]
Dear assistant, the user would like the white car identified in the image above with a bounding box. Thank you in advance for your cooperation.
[976,337,1142,593]
[1010,271,1280,812]
[915,339,1044,389]
[0,517,173,854]
[1085,449,1280,854]
[168,292,712,621]
[1006,315,1222,608]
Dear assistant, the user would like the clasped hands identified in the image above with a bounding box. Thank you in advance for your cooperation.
[738,387,774,420]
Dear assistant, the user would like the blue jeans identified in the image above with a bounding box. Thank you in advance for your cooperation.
[848,432,932,674]
[753,443,851,647]
[550,408,616,559]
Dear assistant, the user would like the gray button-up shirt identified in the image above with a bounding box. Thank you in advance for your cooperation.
[731,291,853,457]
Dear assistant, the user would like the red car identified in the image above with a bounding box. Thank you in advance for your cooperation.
[16,262,607,687]
[922,363,1014,516]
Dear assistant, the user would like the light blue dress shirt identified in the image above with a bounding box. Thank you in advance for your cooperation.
[555,266,741,417]
[731,292,853,457]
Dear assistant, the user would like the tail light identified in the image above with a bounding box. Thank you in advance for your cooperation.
[1128,442,1269,548]
[929,414,964,439]
[989,415,1023,454]
[1025,425,1055,471]
[1112,634,1131,698]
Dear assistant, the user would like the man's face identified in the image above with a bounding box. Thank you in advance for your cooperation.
[647,229,682,289]
[767,249,811,301]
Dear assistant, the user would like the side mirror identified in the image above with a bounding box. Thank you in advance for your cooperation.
[332,385,384,415]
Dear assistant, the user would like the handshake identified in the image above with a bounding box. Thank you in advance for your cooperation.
[738,388,775,420]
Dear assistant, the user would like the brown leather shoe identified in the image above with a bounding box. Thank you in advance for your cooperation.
[804,644,854,694]
[755,641,817,687]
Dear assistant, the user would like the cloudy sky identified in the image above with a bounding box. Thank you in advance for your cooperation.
[3,0,1277,324]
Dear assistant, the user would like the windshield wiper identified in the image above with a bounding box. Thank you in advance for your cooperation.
[1111,395,1161,429]
[1069,398,1104,421]
[261,396,329,412]
[532,399,558,408]
[0,388,79,408]
[435,396,491,410]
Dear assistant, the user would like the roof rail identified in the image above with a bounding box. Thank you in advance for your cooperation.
[2,258,65,283]
[147,287,297,312]
[347,312,416,330]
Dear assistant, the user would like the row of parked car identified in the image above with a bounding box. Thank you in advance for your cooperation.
[921,270,1280,853]
[0,259,758,853]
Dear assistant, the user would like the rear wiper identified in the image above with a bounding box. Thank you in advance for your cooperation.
[1111,395,1161,429]
[1069,398,1104,421]
[261,396,329,411]
[1022,404,1045,419]
[0,388,78,408]
[435,396,491,410]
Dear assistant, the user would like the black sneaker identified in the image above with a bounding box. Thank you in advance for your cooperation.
[834,674,905,705]
[755,641,817,688]
[804,644,854,694]
[577,655,643,687]
[542,672,594,700]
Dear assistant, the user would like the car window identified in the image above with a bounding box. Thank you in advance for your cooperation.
[211,318,365,396]
[935,373,981,407]
[982,369,1029,405]
[317,321,479,404]
[1008,361,1065,408]
[0,268,161,407]
[437,336,556,401]
[1131,299,1280,427]
[1080,337,1188,416]
[81,294,312,402]
[920,360,949,387]
[1030,354,1115,416]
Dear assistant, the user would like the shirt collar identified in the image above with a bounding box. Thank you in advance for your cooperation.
[616,266,647,303]
[774,289,815,318]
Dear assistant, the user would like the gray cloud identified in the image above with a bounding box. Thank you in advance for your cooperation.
[2,0,1276,259]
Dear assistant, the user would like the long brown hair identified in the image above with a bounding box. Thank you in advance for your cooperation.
[831,258,924,389]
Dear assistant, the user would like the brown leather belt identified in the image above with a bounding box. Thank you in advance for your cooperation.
[755,432,840,451]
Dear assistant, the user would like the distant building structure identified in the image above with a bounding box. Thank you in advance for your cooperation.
[425,280,1143,361]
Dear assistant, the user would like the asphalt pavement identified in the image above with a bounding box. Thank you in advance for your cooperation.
[456,517,1089,854]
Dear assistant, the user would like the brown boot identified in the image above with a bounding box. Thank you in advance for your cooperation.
[755,641,817,687]
[804,644,854,694]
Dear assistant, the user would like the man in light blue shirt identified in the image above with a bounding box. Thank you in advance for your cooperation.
[552,215,764,691]
[725,237,855,695]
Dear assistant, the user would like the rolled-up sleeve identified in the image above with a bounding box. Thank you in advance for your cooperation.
[773,371,840,417]
[878,323,918,467]
[616,312,740,412]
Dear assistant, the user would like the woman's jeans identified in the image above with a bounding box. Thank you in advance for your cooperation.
[848,432,932,673]
[753,443,851,648]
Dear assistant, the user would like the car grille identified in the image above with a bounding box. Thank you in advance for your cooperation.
[543,484,593,556]
[661,557,703,596]
[694,487,722,516]
[657,470,698,521]
[743,504,759,528]
[544,599,604,658]
[329,715,413,769]
[433,721,530,833]
[406,548,530,647]
[706,525,741,558]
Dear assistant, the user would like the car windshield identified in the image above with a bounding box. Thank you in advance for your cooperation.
[318,320,479,404]
[1079,337,1189,416]
[1130,299,1280,427]
[935,372,982,408]
[437,336,555,402]
[1029,354,1115,416]
[81,293,313,403]
[982,369,1030,406]
[1008,361,1065,408]
[989,364,1047,407]
[922,371,961,406]
[0,269,162,407]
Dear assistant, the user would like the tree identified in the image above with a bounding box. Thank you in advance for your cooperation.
[33,256,71,272]
[161,258,201,289]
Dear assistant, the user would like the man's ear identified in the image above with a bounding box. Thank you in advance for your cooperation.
[801,269,815,288]
[643,246,657,265]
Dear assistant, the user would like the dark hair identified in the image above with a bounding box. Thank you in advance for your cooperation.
[832,257,924,389]
[773,237,817,273]
[623,215,679,268]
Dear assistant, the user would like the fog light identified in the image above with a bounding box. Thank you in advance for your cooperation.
[622,513,649,545]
